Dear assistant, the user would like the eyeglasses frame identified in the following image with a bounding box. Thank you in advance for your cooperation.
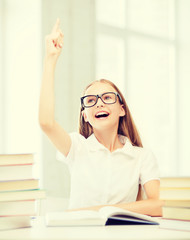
[80,92,123,110]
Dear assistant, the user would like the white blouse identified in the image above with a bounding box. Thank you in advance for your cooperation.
[57,133,160,209]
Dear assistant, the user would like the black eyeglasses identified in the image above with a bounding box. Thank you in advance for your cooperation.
[81,92,123,110]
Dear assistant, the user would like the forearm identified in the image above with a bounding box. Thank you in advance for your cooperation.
[70,199,164,217]
[112,199,164,217]
[39,57,57,128]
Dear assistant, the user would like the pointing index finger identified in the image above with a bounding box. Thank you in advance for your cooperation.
[51,18,60,34]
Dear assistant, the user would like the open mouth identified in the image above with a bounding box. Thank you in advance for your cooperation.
[95,111,110,119]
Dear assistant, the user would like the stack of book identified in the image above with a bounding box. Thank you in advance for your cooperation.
[160,177,190,231]
[0,153,46,230]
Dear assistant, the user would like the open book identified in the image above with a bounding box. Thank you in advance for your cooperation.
[46,206,159,226]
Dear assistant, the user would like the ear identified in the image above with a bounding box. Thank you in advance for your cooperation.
[119,104,126,117]
[82,111,88,122]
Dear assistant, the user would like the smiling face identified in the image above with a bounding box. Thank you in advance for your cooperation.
[82,82,125,132]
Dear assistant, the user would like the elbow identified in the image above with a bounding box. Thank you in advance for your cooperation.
[151,199,165,217]
[157,199,165,217]
[39,118,55,132]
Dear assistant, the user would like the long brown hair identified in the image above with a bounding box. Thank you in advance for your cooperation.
[79,79,143,147]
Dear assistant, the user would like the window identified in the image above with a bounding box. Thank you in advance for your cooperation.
[96,0,190,176]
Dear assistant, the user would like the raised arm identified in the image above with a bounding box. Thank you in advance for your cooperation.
[39,19,71,157]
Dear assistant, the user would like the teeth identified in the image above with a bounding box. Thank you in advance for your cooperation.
[96,112,108,116]
[95,112,109,118]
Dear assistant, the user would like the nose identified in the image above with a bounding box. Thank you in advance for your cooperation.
[96,96,104,108]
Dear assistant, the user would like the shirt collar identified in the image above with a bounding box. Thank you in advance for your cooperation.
[87,133,136,158]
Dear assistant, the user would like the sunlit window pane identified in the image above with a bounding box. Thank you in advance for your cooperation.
[96,0,126,28]
[96,34,125,90]
[127,0,175,39]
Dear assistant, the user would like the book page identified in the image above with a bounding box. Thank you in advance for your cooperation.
[47,210,101,221]
[46,210,107,226]
[98,206,159,223]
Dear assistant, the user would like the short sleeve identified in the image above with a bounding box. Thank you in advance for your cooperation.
[56,132,82,170]
[139,149,160,186]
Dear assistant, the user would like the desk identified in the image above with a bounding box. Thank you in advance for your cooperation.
[0,217,190,240]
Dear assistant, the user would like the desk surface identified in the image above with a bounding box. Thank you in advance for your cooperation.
[0,217,190,240]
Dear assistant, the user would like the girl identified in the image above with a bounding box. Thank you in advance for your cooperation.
[39,19,164,217]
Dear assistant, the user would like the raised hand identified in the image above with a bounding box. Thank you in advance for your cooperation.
[45,18,64,59]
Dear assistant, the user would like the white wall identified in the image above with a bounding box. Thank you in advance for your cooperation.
[0,0,42,182]
[0,0,4,151]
